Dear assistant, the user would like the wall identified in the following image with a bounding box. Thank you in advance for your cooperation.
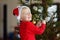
[0,0,19,38]
[0,3,3,38]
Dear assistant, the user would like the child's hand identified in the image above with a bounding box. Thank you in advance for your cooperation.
[36,20,46,27]
[36,21,42,27]
[42,20,46,24]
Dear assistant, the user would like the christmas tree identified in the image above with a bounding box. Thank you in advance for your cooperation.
[18,0,60,40]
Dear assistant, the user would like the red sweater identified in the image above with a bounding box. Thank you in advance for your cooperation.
[19,21,46,40]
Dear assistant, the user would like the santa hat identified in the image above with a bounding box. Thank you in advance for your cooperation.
[13,5,31,23]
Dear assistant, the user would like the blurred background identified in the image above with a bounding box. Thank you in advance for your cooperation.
[0,0,60,40]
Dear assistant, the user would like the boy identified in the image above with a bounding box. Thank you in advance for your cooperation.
[13,6,46,40]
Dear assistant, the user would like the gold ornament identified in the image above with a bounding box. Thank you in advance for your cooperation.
[32,20,36,24]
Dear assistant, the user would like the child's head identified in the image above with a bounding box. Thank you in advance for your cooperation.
[20,7,32,21]
[13,6,32,22]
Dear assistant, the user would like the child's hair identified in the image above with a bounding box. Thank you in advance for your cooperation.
[21,6,31,14]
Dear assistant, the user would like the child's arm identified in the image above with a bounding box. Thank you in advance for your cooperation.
[26,21,46,35]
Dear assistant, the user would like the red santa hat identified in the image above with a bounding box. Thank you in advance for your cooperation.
[13,7,18,16]
[13,6,20,23]
[13,6,31,23]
